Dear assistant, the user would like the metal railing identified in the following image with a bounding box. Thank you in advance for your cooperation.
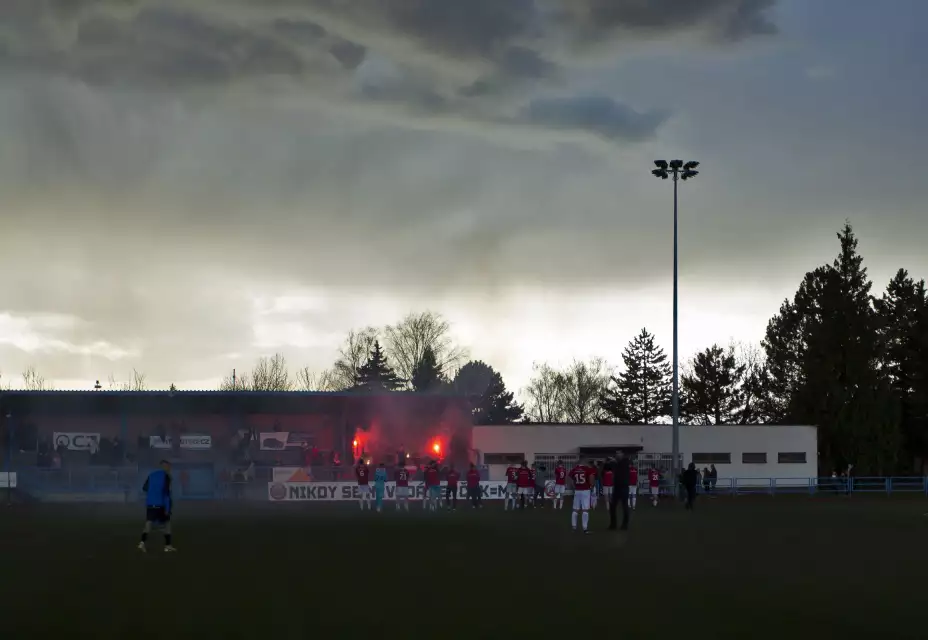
[676,476,928,496]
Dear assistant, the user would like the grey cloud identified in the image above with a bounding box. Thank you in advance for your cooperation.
[0,0,778,145]
[518,96,667,142]
[553,0,777,47]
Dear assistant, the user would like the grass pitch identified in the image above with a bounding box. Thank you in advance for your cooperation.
[1,495,926,639]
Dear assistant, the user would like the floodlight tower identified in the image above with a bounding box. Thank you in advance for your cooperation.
[651,159,699,481]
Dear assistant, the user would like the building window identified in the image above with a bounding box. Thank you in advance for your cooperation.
[742,452,767,464]
[484,453,524,465]
[692,453,731,465]
[778,452,807,464]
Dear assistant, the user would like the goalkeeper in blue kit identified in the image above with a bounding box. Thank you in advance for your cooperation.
[138,460,177,553]
[374,463,388,513]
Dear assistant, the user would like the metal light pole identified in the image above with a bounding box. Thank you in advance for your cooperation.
[651,160,699,481]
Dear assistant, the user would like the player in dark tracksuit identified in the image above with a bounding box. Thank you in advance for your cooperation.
[138,460,176,553]
[608,452,631,531]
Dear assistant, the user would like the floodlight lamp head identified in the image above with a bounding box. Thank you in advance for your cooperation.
[652,169,668,179]
[683,161,700,170]
[681,170,699,180]
[669,159,684,170]
[654,160,668,170]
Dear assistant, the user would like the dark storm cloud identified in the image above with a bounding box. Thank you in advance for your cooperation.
[0,0,783,385]
[0,0,778,144]
[552,0,777,46]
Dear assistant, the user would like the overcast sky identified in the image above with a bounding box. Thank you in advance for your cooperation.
[1,0,925,395]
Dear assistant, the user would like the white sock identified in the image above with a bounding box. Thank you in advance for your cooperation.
[582,511,589,531]
[571,510,578,529]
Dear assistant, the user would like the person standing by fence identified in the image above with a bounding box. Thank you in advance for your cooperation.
[608,452,631,532]
[683,463,698,510]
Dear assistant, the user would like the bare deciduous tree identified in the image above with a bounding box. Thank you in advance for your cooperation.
[22,366,48,390]
[107,369,147,391]
[330,327,379,390]
[523,362,568,423]
[559,357,612,424]
[250,353,292,391]
[295,367,337,391]
[219,370,251,391]
[382,311,468,386]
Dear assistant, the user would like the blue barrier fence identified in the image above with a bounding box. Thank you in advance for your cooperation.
[689,476,928,496]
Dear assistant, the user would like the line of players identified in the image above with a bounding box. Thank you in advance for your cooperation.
[354,459,483,512]
[353,457,662,526]
[504,459,661,533]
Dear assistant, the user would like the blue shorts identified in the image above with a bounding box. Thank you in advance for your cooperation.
[429,486,441,499]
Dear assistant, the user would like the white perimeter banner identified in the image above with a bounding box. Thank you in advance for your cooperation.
[149,435,213,450]
[53,432,100,451]
[268,480,512,502]
[0,472,16,488]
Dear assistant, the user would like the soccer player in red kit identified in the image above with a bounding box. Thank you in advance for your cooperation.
[601,465,614,510]
[466,464,482,508]
[569,461,595,533]
[425,463,441,511]
[528,465,538,508]
[628,465,639,509]
[446,465,460,510]
[516,461,532,509]
[355,460,371,511]
[648,468,661,506]
[504,464,519,510]
[394,465,411,512]
[552,460,567,510]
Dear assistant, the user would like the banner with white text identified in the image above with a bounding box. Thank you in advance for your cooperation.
[53,432,100,451]
[268,480,511,502]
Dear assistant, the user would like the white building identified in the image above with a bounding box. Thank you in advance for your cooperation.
[472,424,818,487]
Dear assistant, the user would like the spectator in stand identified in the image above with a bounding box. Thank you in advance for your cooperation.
[301,442,312,469]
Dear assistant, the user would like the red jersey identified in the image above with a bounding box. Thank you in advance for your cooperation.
[649,469,660,487]
[394,468,410,487]
[505,466,518,484]
[355,464,369,485]
[529,469,537,484]
[516,467,532,488]
[602,469,615,487]
[554,465,567,485]
[447,470,460,487]
[425,467,440,487]
[569,465,594,491]
[629,467,639,485]
[466,469,480,488]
